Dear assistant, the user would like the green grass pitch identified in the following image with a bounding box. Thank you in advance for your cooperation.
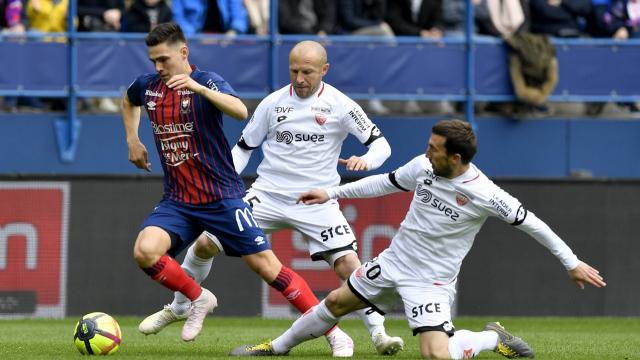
[1,316,638,359]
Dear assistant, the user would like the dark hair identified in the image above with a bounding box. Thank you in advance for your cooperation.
[145,23,187,47]
[432,119,477,164]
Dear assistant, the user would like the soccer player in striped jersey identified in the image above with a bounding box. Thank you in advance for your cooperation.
[122,23,324,343]
[141,40,404,357]
[229,119,606,359]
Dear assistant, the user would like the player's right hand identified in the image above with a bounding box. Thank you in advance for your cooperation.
[128,140,151,172]
[297,189,329,205]
[568,261,606,289]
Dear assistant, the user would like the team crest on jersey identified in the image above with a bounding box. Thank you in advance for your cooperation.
[456,192,469,206]
[146,100,156,111]
[315,113,327,125]
[180,97,191,113]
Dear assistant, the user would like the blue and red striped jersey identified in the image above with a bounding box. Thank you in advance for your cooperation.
[126,65,245,204]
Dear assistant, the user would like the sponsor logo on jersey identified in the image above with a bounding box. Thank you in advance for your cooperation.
[146,101,156,111]
[206,79,219,91]
[275,106,294,113]
[489,194,513,218]
[180,97,191,114]
[416,184,460,221]
[311,105,331,114]
[424,169,439,182]
[145,89,163,97]
[177,89,194,95]
[320,224,352,241]
[411,302,442,317]
[348,108,371,132]
[315,113,327,125]
[152,121,194,135]
[275,131,325,144]
[456,192,469,206]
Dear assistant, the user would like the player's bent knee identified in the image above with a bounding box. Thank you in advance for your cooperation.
[324,289,352,317]
[194,233,220,258]
[133,228,171,267]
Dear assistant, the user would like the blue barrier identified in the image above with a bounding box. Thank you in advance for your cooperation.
[0,0,638,169]
[2,113,640,178]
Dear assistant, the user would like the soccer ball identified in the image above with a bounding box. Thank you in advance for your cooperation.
[73,312,122,355]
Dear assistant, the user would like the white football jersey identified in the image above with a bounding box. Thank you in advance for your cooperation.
[332,154,578,285]
[238,82,382,199]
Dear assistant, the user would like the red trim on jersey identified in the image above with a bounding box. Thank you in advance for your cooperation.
[317,82,325,97]
[462,172,480,184]
[289,84,293,96]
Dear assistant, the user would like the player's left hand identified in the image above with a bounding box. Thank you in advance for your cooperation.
[297,189,330,205]
[339,156,368,171]
[166,74,202,92]
[568,261,606,289]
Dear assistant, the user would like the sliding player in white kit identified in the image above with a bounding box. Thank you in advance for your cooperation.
[229,119,607,359]
[139,40,405,357]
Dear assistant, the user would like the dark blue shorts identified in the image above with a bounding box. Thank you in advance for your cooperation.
[141,197,270,257]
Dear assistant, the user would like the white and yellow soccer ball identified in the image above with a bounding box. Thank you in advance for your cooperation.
[73,312,122,355]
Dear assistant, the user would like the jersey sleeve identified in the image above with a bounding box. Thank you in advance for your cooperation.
[198,71,237,97]
[340,100,383,145]
[126,76,144,106]
[387,155,426,192]
[237,98,270,150]
[480,182,528,225]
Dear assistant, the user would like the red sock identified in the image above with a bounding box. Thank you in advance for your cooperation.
[269,266,319,313]
[142,255,202,301]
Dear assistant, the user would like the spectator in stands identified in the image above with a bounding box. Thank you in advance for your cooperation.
[1,0,24,33]
[1,0,25,112]
[26,0,68,38]
[78,0,124,32]
[78,0,124,112]
[586,0,640,114]
[338,0,393,115]
[279,0,337,36]
[475,0,530,37]
[589,0,640,38]
[529,0,592,37]
[172,0,248,36]
[244,0,269,35]
[338,0,393,36]
[125,0,173,33]
[386,0,443,39]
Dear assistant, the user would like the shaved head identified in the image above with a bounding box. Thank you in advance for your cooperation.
[288,41,330,98]
[290,40,328,66]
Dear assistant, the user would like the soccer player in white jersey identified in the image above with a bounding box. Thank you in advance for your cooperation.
[229,119,607,359]
[139,40,404,357]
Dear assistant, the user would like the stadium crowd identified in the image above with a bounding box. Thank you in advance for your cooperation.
[1,0,639,115]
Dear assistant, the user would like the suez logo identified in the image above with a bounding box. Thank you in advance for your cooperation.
[415,184,460,221]
[275,131,325,144]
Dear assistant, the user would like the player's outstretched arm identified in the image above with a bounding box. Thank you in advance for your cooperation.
[166,74,248,120]
[121,94,150,171]
[568,261,606,289]
[297,189,330,205]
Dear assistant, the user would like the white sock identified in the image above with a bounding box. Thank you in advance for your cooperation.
[355,308,385,340]
[447,330,498,359]
[272,300,338,354]
[170,244,214,315]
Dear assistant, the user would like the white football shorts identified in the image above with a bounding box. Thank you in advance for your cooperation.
[216,188,357,266]
[348,247,457,335]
